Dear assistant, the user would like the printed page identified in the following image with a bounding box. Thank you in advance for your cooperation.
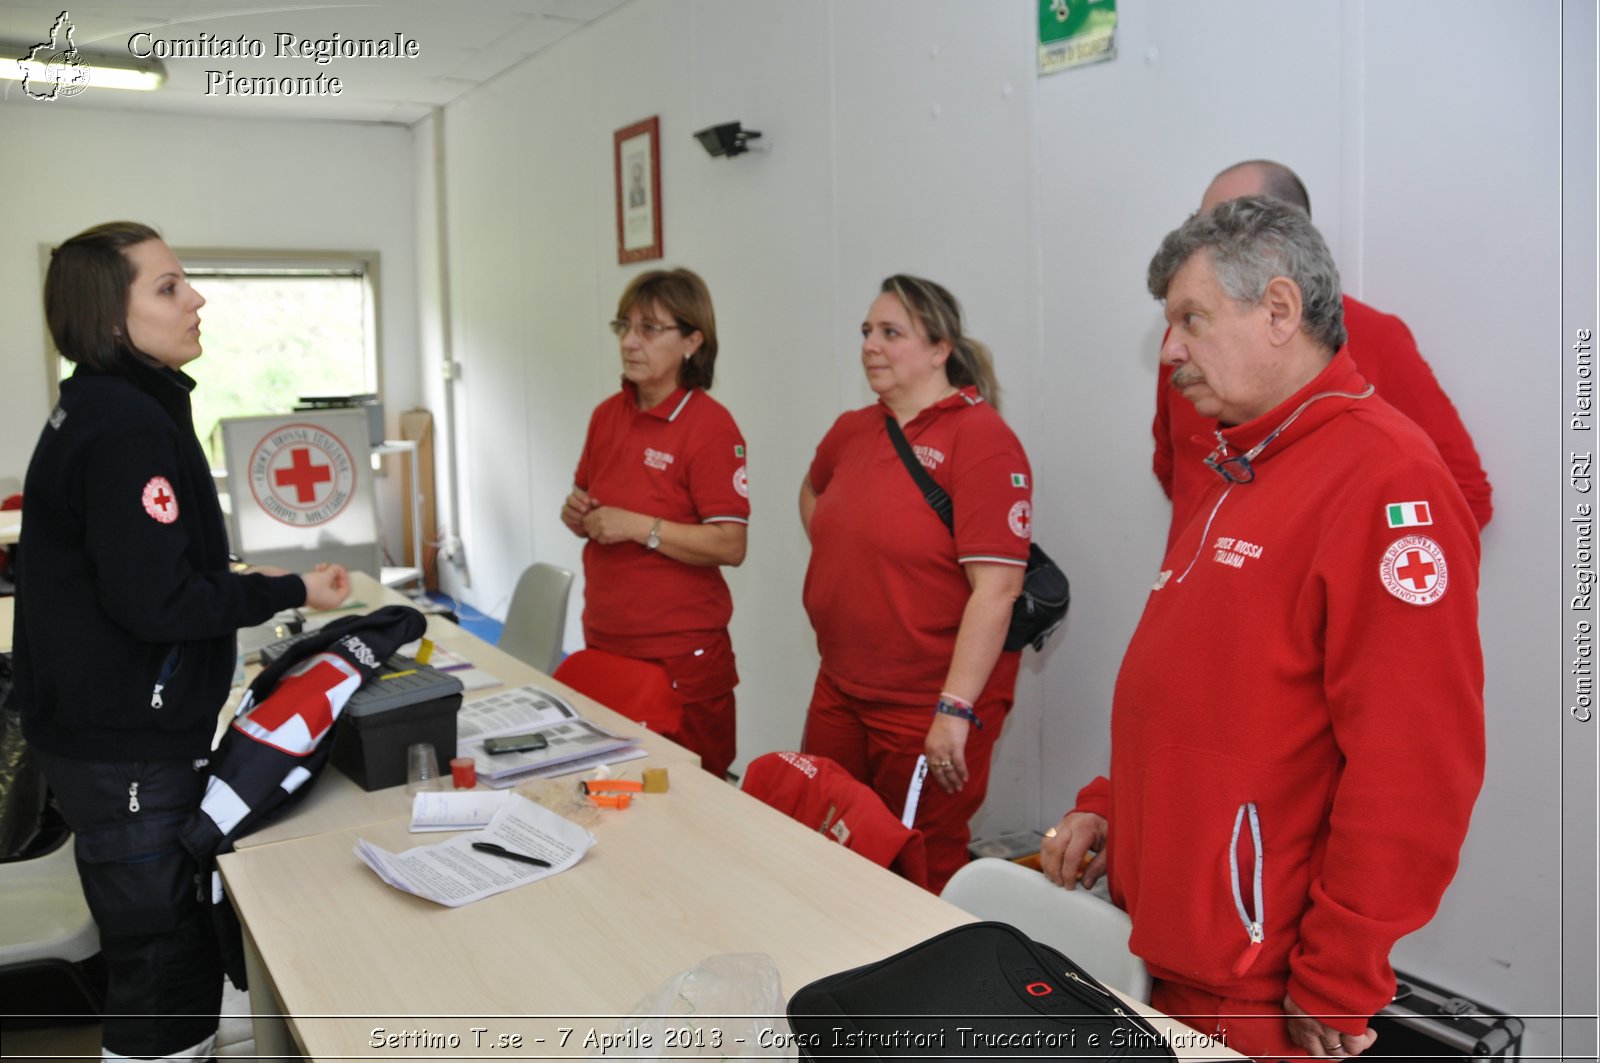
[409,789,513,832]
[425,645,501,691]
[466,718,636,780]
[479,744,650,788]
[356,793,594,907]
[455,685,578,742]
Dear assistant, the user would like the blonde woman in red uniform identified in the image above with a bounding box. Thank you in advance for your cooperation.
[562,269,749,778]
[799,274,1032,892]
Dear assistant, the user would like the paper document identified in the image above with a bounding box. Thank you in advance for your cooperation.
[479,744,649,788]
[458,685,640,782]
[409,790,512,832]
[400,641,501,691]
[457,684,577,739]
[356,793,594,907]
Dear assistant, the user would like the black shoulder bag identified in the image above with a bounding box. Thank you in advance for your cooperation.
[885,415,1069,652]
[787,920,1178,1061]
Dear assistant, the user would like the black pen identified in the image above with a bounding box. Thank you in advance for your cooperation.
[471,841,552,868]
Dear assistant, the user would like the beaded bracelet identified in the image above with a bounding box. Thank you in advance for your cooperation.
[933,696,982,729]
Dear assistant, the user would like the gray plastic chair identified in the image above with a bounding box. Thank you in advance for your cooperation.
[497,562,574,674]
[941,856,1150,1002]
[0,833,103,1010]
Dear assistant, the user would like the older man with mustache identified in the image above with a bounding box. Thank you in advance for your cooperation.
[1041,197,1484,1062]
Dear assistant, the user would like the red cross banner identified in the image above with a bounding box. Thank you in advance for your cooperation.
[248,423,358,526]
[221,408,379,574]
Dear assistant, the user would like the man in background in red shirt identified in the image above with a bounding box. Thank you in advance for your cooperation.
[1151,160,1492,550]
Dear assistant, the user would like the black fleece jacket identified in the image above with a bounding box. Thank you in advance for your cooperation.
[10,360,306,761]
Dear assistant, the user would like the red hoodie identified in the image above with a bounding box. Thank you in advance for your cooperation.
[1080,349,1484,1034]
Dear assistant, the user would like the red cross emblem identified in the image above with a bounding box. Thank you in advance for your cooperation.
[246,424,358,528]
[141,476,179,524]
[1008,500,1033,539]
[273,447,334,503]
[1395,550,1437,591]
[235,656,360,755]
[1380,535,1449,606]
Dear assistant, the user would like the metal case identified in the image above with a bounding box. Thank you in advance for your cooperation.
[1369,969,1523,1062]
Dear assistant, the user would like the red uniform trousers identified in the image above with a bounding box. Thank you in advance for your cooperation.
[673,689,736,780]
[1152,979,1313,1062]
[800,654,1016,894]
[637,629,738,780]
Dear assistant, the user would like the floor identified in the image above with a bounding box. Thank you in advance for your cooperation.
[2,979,254,1061]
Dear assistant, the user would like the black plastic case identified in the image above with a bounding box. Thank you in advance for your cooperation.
[1369,969,1524,1062]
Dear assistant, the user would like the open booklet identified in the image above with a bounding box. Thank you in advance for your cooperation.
[357,793,594,907]
[409,790,513,832]
[457,684,640,782]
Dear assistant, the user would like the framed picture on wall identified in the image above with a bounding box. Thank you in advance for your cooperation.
[614,116,662,263]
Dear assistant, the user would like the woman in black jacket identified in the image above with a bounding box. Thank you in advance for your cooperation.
[9,221,349,1061]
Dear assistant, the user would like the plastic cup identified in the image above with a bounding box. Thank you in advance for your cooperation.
[450,756,477,789]
[406,742,441,795]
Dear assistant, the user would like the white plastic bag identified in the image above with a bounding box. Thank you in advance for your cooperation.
[614,952,792,1059]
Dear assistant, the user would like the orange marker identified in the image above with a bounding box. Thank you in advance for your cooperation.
[588,792,631,810]
[582,779,643,795]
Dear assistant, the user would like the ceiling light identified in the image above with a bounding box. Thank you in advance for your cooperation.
[0,45,166,94]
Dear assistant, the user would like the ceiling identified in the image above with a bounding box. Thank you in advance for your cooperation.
[0,0,631,125]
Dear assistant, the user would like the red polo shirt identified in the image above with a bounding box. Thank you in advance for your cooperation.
[575,382,749,658]
[803,388,1031,703]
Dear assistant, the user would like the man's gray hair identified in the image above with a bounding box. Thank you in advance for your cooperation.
[1147,195,1347,353]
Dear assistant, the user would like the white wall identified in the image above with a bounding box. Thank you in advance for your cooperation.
[432,1,1042,771]
[0,106,418,559]
[428,0,1579,1052]
[1027,0,1571,1045]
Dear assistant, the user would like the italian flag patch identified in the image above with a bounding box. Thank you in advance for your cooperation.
[1011,473,1028,488]
[1386,501,1432,528]
[734,444,744,458]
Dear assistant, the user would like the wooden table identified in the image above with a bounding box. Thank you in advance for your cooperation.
[219,577,1238,1062]
[0,510,19,547]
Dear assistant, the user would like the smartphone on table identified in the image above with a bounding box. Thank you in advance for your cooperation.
[483,732,549,755]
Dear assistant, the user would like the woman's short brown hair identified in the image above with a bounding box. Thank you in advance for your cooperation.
[45,221,161,373]
[616,267,719,391]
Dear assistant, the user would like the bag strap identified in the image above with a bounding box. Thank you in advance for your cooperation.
[884,415,953,532]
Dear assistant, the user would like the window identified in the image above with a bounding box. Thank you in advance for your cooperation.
[51,250,381,465]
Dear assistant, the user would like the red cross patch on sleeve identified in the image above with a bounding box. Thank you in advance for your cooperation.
[1380,534,1449,605]
[141,476,180,524]
[1007,500,1032,539]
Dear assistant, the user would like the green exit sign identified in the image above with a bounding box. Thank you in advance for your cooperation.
[1039,0,1117,74]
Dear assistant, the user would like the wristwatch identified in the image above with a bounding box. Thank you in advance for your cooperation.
[646,517,663,550]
